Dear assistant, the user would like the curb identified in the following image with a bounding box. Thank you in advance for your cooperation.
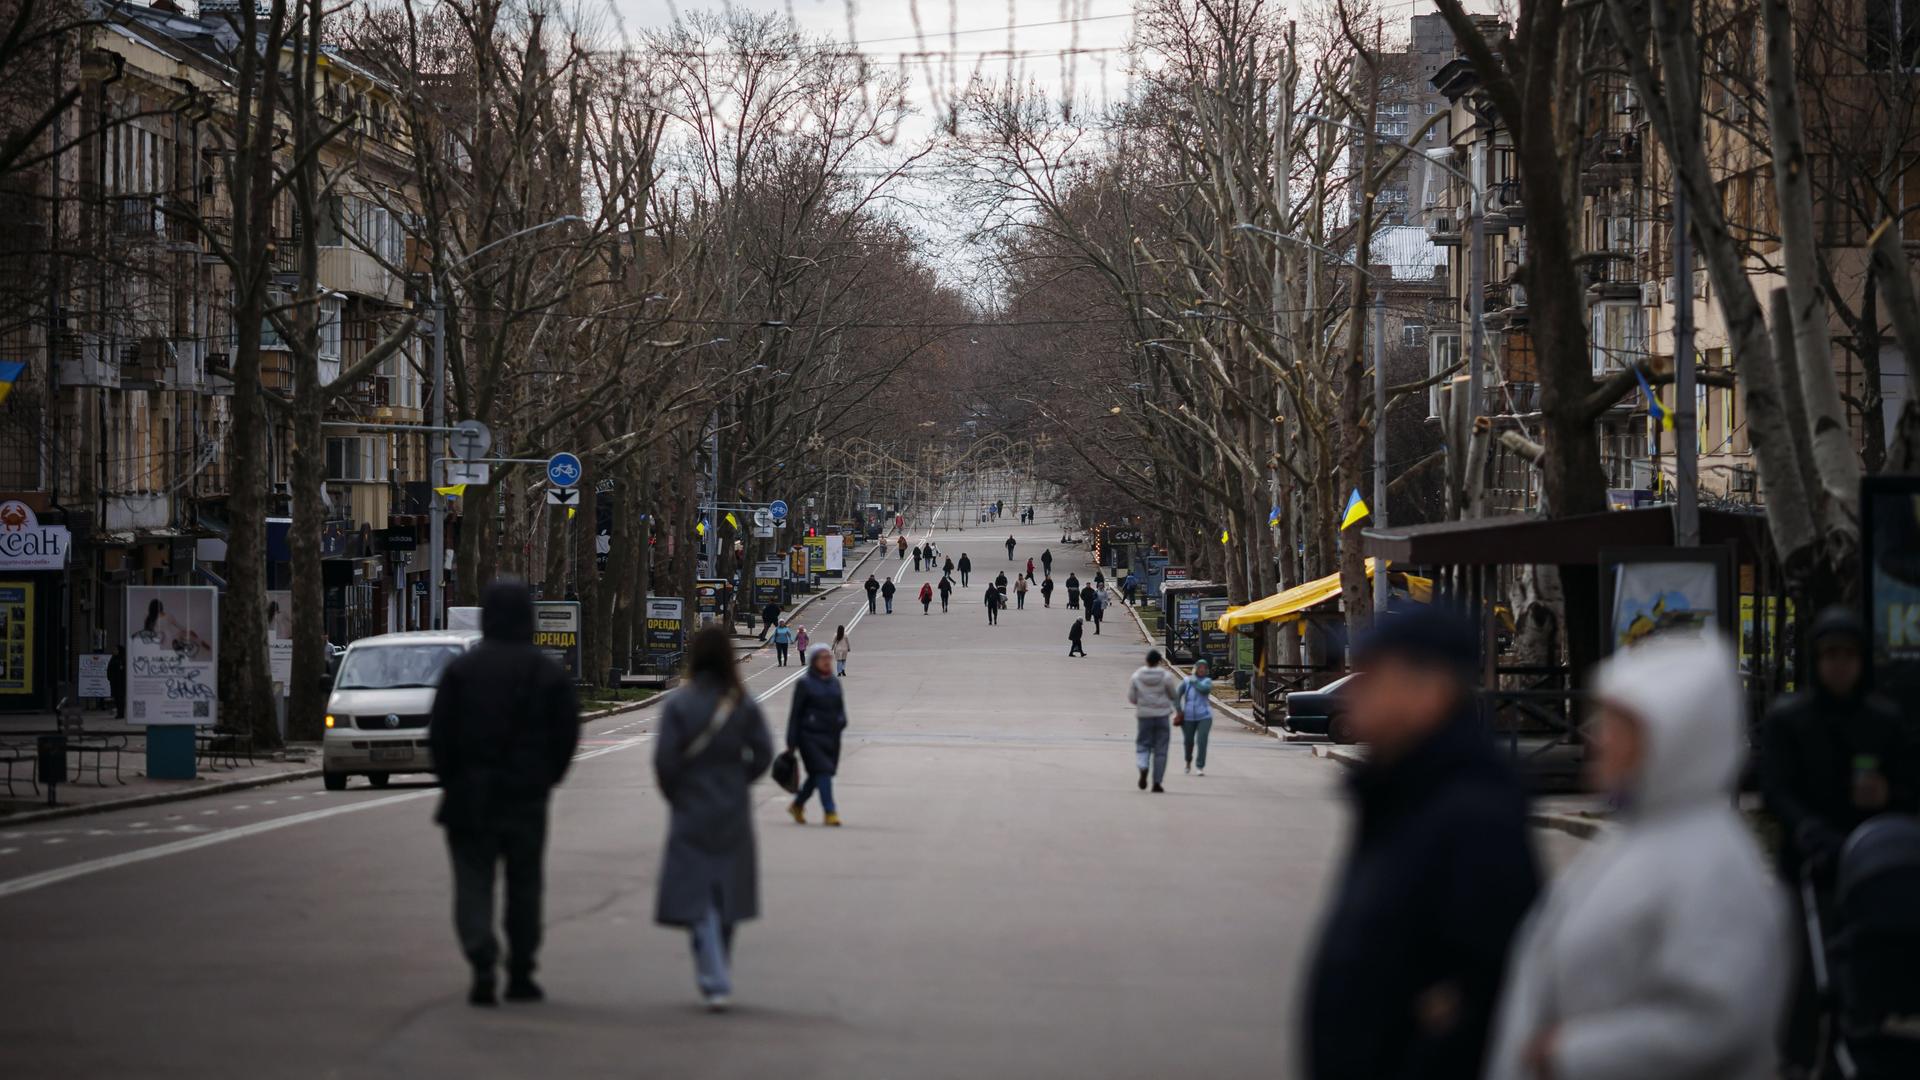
[1122,602,1274,738]
[1311,743,1607,841]
[1,766,324,826]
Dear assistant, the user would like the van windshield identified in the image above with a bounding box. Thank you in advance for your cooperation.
[334,644,465,690]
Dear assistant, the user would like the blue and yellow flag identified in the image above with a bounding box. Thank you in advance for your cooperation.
[725,511,740,530]
[433,484,467,497]
[0,361,25,406]
[1630,363,1674,431]
[695,520,707,537]
[1268,505,1281,527]
[1341,489,1370,531]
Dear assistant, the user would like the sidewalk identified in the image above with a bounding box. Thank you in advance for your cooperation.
[1,741,321,824]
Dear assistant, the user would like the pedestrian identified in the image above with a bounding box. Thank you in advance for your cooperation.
[786,643,846,827]
[427,579,581,1006]
[653,627,774,1011]
[1041,575,1055,608]
[1093,569,1106,590]
[759,601,780,642]
[1302,605,1538,1080]
[1484,633,1788,1080]
[1121,571,1139,607]
[1128,649,1180,793]
[995,572,1009,612]
[1041,548,1053,577]
[944,555,956,581]
[863,574,880,614]
[1068,619,1086,657]
[1006,534,1017,561]
[794,624,810,654]
[919,582,933,614]
[1760,607,1919,1069]
[1065,573,1081,609]
[913,548,923,573]
[896,535,907,560]
[938,574,953,612]
[1014,574,1029,610]
[1176,659,1215,776]
[881,578,896,614]
[771,620,794,667]
[985,584,1001,626]
[1082,585,1100,630]
[1025,557,1036,582]
[830,625,851,676]
[107,645,127,719]
[958,553,971,586]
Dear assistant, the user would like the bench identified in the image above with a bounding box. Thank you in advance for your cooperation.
[57,703,127,787]
[195,726,256,771]
[0,740,36,797]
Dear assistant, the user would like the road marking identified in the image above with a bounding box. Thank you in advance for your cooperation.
[0,848,15,856]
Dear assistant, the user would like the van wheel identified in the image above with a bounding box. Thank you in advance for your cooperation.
[367,773,391,789]
[1329,715,1356,745]
[323,771,348,792]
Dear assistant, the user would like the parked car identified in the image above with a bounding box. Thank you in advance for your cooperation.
[321,630,480,791]
[1284,672,1361,744]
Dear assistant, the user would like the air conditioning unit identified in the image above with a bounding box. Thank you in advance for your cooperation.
[172,339,207,391]
[1693,269,1710,300]
[1641,280,1663,306]
[1613,89,1638,115]
[1609,217,1635,249]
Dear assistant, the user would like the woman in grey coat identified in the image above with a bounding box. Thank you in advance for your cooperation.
[653,627,774,1010]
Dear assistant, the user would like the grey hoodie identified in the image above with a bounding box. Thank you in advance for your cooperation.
[1128,665,1180,718]
[1484,633,1788,1080]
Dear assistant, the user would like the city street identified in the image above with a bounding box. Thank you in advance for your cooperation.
[0,514,1346,1078]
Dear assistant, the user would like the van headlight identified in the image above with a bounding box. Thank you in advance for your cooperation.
[325,714,348,729]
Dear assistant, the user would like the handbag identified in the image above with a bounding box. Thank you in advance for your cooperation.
[771,748,800,793]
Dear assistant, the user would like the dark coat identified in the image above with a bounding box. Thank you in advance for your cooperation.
[786,671,846,777]
[1080,586,1098,612]
[653,677,774,927]
[1065,574,1080,592]
[984,588,1002,611]
[1068,620,1083,642]
[957,555,972,573]
[761,602,781,626]
[938,576,954,598]
[1303,712,1539,1080]
[1041,579,1055,596]
[864,577,880,596]
[881,580,896,598]
[429,581,581,830]
[1763,687,1919,872]
[944,558,955,575]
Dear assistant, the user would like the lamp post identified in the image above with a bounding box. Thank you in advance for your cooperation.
[428,214,581,629]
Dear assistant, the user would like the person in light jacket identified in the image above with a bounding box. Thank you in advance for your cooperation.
[770,620,794,666]
[1483,633,1788,1080]
[830,625,851,675]
[653,628,773,1010]
[1177,659,1214,776]
[1128,650,1180,792]
[786,643,846,826]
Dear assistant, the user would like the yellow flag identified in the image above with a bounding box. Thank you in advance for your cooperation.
[433,484,467,497]
[566,507,576,520]
[1220,529,1230,544]
[696,520,706,537]
[1341,489,1370,531]
[725,512,740,530]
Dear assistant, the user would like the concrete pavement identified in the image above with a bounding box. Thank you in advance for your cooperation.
[0,511,1349,1079]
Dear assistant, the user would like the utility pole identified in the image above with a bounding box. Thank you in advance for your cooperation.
[1673,190,1699,546]
[1373,294,1389,613]
[428,283,446,628]
[1466,141,1486,471]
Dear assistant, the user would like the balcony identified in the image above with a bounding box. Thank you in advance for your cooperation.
[1581,131,1642,193]
[1428,214,1463,247]
[112,194,164,238]
[1584,256,1641,300]
[318,245,403,304]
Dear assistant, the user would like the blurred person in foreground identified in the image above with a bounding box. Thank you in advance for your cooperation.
[1485,633,1787,1080]
[653,627,773,1011]
[1760,607,1919,1071]
[429,579,581,1006]
[1302,605,1538,1080]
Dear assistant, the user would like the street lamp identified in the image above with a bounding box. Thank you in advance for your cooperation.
[428,213,583,629]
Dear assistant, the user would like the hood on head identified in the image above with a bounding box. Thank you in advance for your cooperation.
[1353,603,1479,679]
[480,578,535,643]
[1808,605,1866,651]
[1592,632,1745,814]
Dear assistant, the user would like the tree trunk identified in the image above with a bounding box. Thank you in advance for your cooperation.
[288,377,327,741]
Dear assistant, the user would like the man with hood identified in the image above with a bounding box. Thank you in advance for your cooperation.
[938,573,954,612]
[1485,633,1788,1080]
[1761,607,1918,1069]
[1303,605,1537,1080]
[1065,572,1081,609]
[429,579,581,1006]
[984,581,1002,625]
[863,573,880,613]
[957,553,971,587]
[880,576,896,614]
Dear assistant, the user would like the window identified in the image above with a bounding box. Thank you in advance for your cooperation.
[1591,301,1645,376]
[1425,101,1438,115]
[1381,101,1410,116]
[325,436,388,482]
[1377,120,1408,138]
[1403,323,1428,348]
[1429,332,1461,418]
[317,297,342,360]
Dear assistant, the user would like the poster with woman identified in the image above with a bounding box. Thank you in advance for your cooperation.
[126,586,219,725]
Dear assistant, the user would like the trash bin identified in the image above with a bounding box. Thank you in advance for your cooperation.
[37,734,68,785]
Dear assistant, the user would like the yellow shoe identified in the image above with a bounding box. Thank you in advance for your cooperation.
[788,802,806,824]
[823,812,842,827]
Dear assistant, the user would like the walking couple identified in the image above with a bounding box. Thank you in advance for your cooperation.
[1126,652,1215,791]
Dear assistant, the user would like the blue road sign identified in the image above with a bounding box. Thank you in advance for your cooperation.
[546,452,582,487]
[768,499,789,522]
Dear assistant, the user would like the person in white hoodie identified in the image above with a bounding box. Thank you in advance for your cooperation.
[1483,633,1788,1080]
[1128,649,1181,792]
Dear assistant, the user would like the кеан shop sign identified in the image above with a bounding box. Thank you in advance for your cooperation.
[0,501,69,570]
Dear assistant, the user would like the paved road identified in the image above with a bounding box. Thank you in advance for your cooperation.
[0,512,1347,1079]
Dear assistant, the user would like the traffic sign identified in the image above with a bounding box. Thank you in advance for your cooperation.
[753,508,773,529]
[546,452,582,487]
[546,487,579,507]
[450,420,492,461]
[442,460,490,486]
[769,499,789,522]
[752,525,774,538]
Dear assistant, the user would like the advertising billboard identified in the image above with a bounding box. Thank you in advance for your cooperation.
[1865,477,1920,716]
[644,596,686,670]
[533,600,582,680]
[126,586,219,725]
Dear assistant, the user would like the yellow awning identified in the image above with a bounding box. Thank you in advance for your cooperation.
[1217,558,1432,632]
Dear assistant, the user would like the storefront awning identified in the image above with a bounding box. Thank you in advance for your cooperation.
[1217,558,1432,633]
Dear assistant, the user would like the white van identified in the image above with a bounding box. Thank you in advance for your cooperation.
[321,630,480,791]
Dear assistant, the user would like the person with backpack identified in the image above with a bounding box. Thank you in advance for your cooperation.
[938,574,954,612]
[830,625,852,676]
[1176,659,1215,776]
[770,620,794,667]
[653,627,774,1010]
[1128,650,1180,793]
[880,578,896,614]
[918,581,933,614]
[1068,619,1086,657]
[786,644,847,827]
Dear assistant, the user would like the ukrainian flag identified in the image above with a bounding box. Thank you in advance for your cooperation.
[0,361,24,405]
[696,520,707,537]
[433,484,467,497]
[1341,489,1370,531]
[725,511,739,530]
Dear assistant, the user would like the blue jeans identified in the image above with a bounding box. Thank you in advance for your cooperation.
[689,893,734,997]
[1136,715,1171,784]
[884,596,893,613]
[795,773,836,813]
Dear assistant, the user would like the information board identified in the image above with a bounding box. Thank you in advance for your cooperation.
[1198,597,1234,672]
[0,582,32,694]
[643,596,686,670]
[78,652,113,699]
[126,586,219,725]
[754,561,785,609]
[533,600,582,680]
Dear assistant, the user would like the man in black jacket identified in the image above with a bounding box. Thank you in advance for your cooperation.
[759,601,781,641]
[1303,605,1538,1080]
[1762,606,1919,1068]
[429,579,581,1006]
[863,574,880,613]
